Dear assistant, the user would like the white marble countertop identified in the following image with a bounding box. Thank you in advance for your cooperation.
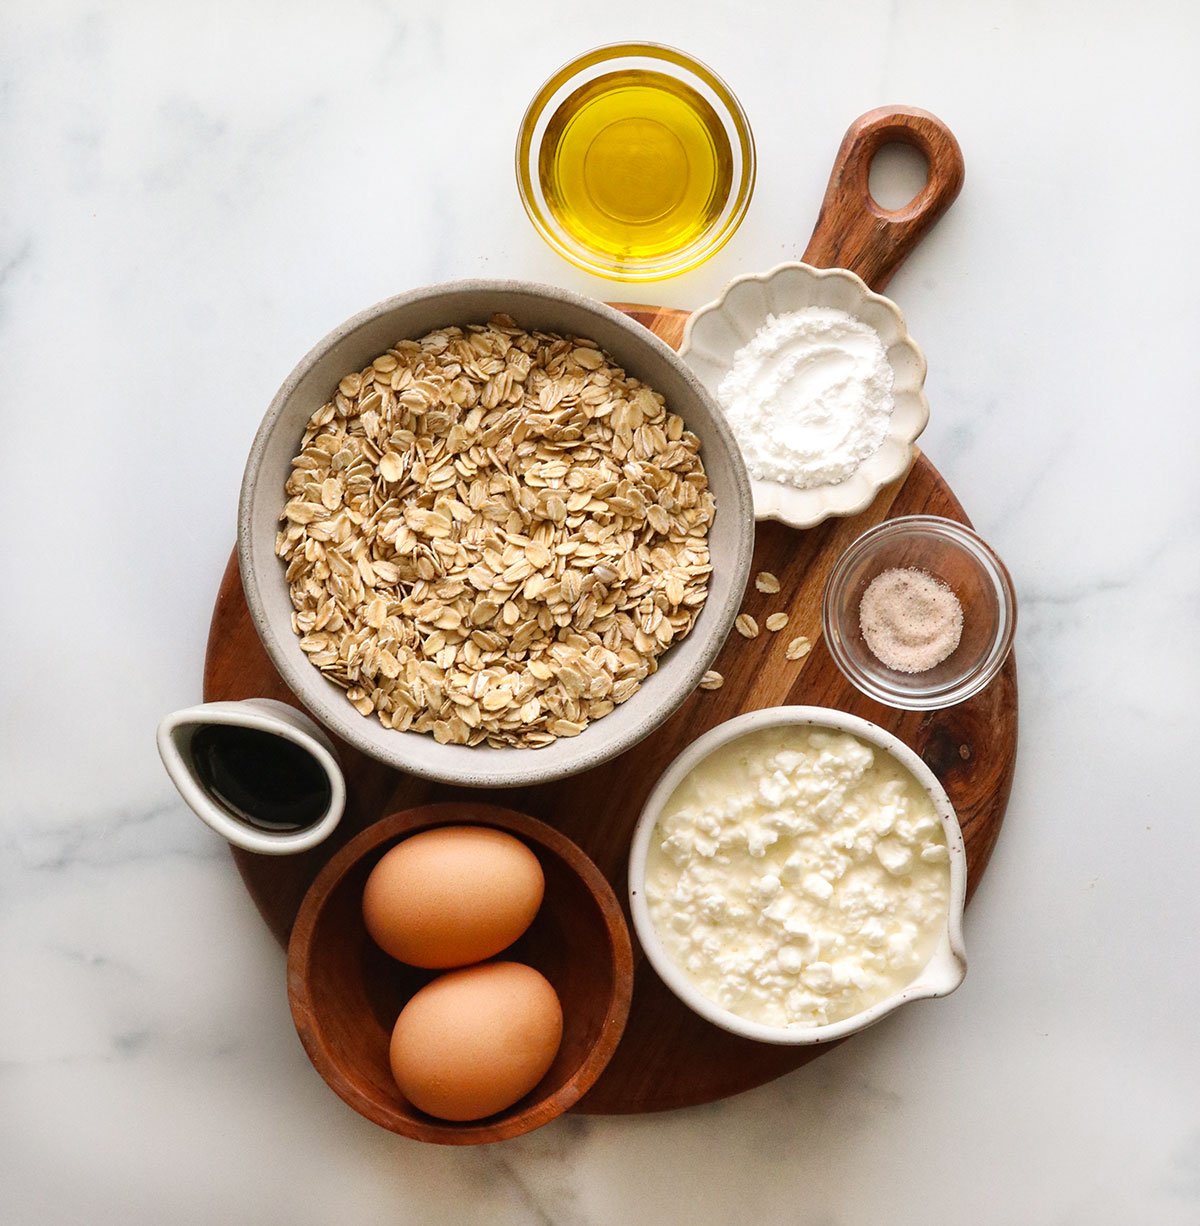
[4,2,1198,1222]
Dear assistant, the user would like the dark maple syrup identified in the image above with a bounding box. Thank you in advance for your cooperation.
[191,724,330,833]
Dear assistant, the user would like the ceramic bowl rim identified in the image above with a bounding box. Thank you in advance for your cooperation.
[156,698,345,855]
[627,705,968,1045]
[679,260,929,528]
[238,278,754,788]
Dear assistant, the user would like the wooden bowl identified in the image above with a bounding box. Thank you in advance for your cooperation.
[286,802,634,1144]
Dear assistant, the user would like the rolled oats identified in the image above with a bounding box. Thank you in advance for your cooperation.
[785,636,812,660]
[735,613,759,639]
[276,316,714,748]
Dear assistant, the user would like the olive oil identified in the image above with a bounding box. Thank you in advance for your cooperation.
[539,69,734,263]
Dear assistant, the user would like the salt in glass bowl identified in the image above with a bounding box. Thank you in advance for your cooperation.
[822,515,1016,711]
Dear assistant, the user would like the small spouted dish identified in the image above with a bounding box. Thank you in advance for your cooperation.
[628,707,967,1045]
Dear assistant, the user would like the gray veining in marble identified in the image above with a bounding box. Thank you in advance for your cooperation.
[2,1,1198,1222]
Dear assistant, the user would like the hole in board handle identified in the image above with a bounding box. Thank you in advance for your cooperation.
[868,142,930,212]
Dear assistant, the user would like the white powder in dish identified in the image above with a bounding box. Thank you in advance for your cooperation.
[716,307,895,489]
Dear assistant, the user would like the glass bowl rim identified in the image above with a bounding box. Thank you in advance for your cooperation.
[821,514,1017,711]
[514,40,757,282]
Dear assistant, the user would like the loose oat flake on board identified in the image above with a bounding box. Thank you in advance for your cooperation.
[735,613,759,639]
[275,315,714,749]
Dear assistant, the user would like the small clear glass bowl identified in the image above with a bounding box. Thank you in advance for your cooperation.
[515,42,755,281]
[822,516,1017,710]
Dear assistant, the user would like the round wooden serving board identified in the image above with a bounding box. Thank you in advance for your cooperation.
[205,108,1017,1114]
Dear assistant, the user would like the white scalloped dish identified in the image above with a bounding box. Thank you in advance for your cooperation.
[680,262,929,528]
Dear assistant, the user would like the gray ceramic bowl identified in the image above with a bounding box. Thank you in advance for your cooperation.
[239,280,754,788]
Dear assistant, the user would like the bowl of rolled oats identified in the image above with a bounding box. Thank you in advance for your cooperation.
[238,281,753,787]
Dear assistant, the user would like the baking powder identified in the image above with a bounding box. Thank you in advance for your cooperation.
[716,307,894,488]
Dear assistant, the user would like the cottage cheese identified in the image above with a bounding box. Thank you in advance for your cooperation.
[644,726,950,1028]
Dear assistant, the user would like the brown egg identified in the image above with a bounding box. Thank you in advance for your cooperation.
[362,826,544,969]
[389,962,563,1121]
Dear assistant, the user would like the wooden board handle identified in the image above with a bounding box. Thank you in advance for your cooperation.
[801,106,965,292]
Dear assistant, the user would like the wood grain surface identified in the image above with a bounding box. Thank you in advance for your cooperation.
[287,803,634,1144]
[205,108,1013,1114]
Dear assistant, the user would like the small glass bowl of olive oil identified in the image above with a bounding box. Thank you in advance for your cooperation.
[516,43,755,281]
